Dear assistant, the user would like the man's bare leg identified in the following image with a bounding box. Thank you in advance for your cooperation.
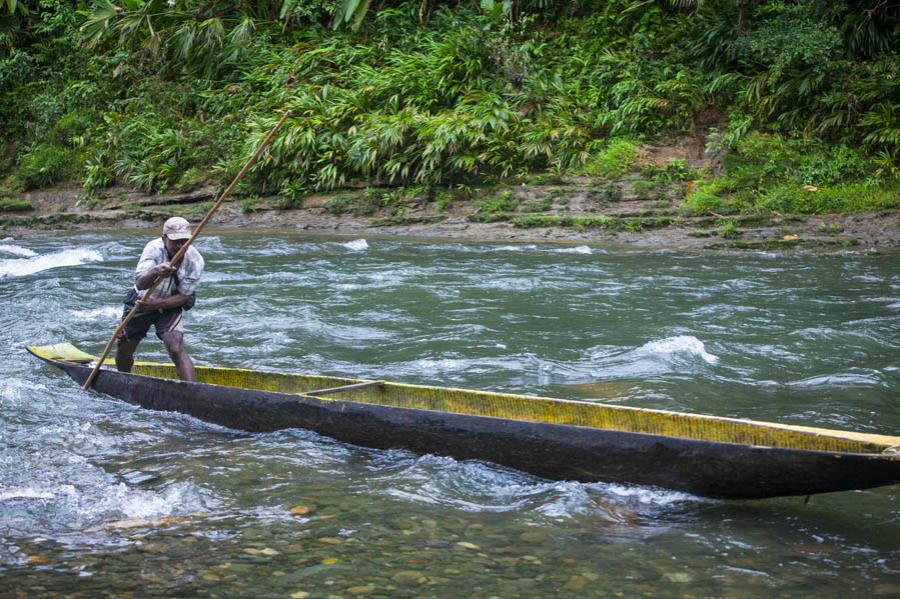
[161,330,196,382]
[115,337,140,372]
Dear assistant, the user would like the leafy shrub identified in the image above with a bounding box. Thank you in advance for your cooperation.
[18,144,82,189]
[511,215,614,229]
[0,198,32,211]
[819,223,843,235]
[526,172,563,185]
[663,159,693,182]
[511,215,558,228]
[435,188,454,211]
[623,219,644,233]
[176,167,202,191]
[632,178,658,200]
[354,187,382,216]
[596,182,623,202]
[83,157,112,196]
[729,133,873,190]
[520,196,553,212]
[240,196,260,214]
[4,0,898,214]
[684,133,887,214]
[756,182,900,214]
[581,139,638,178]
[682,179,741,215]
[717,218,740,239]
[476,190,518,215]
[324,194,354,214]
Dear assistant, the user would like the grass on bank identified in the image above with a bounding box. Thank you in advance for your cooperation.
[0,198,33,212]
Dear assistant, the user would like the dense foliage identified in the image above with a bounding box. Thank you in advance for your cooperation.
[1,0,898,212]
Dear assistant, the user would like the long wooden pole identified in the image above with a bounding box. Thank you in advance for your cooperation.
[83,110,292,390]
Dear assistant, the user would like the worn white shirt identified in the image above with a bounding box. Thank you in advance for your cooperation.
[134,238,204,301]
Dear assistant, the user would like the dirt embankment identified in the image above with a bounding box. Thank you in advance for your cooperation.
[3,165,899,253]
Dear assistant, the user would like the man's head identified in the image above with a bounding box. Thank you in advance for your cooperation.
[162,216,192,257]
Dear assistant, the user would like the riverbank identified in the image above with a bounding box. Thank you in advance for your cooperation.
[2,178,899,253]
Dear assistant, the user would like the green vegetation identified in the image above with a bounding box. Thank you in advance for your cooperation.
[471,191,519,221]
[323,194,354,214]
[510,214,674,231]
[592,182,623,203]
[632,178,659,201]
[579,139,639,178]
[1,0,898,217]
[0,198,32,211]
[717,217,740,239]
[520,196,553,212]
[240,196,261,213]
[684,133,900,214]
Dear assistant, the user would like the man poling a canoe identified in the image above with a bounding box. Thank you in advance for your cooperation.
[115,217,204,382]
[80,110,291,391]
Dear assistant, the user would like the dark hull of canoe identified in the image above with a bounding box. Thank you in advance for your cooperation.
[54,361,900,499]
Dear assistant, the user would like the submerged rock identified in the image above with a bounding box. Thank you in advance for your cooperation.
[392,571,426,586]
[346,585,375,595]
[455,541,481,551]
[562,575,587,590]
[663,572,693,583]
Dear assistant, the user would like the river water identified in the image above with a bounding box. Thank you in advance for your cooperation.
[0,231,898,597]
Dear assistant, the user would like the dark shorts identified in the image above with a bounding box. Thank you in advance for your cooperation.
[118,292,185,342]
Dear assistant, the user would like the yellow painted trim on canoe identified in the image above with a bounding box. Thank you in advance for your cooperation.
[340,379,900,454]
[27,342,96,363]
[28,343,900,455]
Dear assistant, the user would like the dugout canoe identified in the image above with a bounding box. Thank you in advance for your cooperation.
[27,342,900,499]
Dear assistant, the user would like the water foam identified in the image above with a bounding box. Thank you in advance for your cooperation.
[556,245,593,255]
[342,239,369,251]
[493,244,537,252]
[0,377,48,402]
[597,482,704,506]
[5,480,215,530]
[639,335,720,365]
[71,306,121,321]
[0,244,37,258]
[0,487,55,500]
[370,450,705,521]
[0,248,103,278]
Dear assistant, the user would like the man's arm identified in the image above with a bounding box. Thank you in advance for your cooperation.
[135,263,176,290]
[136,293,190,312]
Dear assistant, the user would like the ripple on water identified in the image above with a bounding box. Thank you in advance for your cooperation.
[577,336,721,381]
[2,233,899,594]
[791,326,899,350]
[69,306,121,322]
[361,451,705,526]
[787,371,887,389]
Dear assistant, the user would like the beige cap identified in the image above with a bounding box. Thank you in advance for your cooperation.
[163,216,192,240]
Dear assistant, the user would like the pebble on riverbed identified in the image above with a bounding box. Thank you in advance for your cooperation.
[663,572,693,583]
[392,570,427,586]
